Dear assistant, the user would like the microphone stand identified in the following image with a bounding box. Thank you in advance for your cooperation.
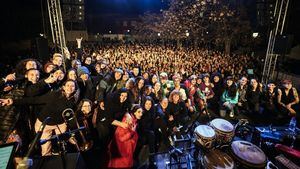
[55,123,67,169]
[17,117,51,169]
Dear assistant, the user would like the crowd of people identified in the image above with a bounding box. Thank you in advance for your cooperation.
[0,42,299,168]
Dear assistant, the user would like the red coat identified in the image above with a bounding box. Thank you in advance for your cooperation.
[108,113,138,168]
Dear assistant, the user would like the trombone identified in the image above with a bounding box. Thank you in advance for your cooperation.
[62,108,93,152]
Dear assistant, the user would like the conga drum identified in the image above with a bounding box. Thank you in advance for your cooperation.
[230,140,267,168]
[210,118,235,145]
[203,149,235,169]
[194,125,216,149]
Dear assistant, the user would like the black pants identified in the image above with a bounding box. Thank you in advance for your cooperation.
[96,122,112,148]
[135,130,156,156]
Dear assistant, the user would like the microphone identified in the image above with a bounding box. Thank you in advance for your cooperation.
[25,117,51,157]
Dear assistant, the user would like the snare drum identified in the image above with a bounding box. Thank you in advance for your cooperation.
[203,149,235,169]
[230,140,267,168]
[194,125,215,149]
[210,118,234,145]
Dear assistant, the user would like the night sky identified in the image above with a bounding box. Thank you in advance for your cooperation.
[0,0,299,45]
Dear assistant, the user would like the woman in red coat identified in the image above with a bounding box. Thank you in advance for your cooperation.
[108,105,143,169]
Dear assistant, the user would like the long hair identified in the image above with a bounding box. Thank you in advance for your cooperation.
[168,90,183,103]
[130,104,142,114]
[225,77,237,98]
[76,98,93,114]
[142,96,154,111]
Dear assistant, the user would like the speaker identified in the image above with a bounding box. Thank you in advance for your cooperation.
[274,35,293,55]
[33,37,49,63]
[31,153,86,169]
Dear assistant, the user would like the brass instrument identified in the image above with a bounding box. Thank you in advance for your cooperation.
[62,108,93,151]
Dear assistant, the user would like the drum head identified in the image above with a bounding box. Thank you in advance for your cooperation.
[203,149,235,169]
[194,125,215,138]
[210,118,234,132]
[231,141,266,167]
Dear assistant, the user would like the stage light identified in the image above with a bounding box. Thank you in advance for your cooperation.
[252,32,258,38]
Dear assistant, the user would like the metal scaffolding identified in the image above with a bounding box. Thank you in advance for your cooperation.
[47,0,67,71]
[261,0,290,84]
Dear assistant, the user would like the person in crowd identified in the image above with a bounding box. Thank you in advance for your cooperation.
[131,65,141,78]
[142,72,151,86]
[171,74,188,102]
[220,76,239,118]
[237,76,248,113]
[196,75,203,88]
[95,68,123,109]
[277,79,299,122]
[142,85,155,102]
[77,66,95,101]
[43,62,57,78]
[108,105,143,169]
[51,53,63,69]
[184,75,201,113]
[246,78,262,117]
[152,82,163,104]
[160,72,174,98]
[72,99,94,151]
[71,59,82,70]
[95,88,131,147]
[211,72,223,112]
[154,97,172,148]
[117,70,130,89]
[199,73,215,112]
[0,79,78,156]
[67,68,77,81]
[51,68,65,90]
[132,76,145,104]
[150,74,159,86]
[83,56,94,73]
[168,90,189,134]
[261,80,279,123]
[136,96,157,160]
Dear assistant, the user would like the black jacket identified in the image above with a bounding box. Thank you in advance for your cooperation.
[14,90,77,125]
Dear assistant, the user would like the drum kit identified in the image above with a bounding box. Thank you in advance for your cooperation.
[193,118,267,169]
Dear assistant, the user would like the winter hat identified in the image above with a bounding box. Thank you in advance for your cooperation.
[114,68,124,74]
[77,66,90,77]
